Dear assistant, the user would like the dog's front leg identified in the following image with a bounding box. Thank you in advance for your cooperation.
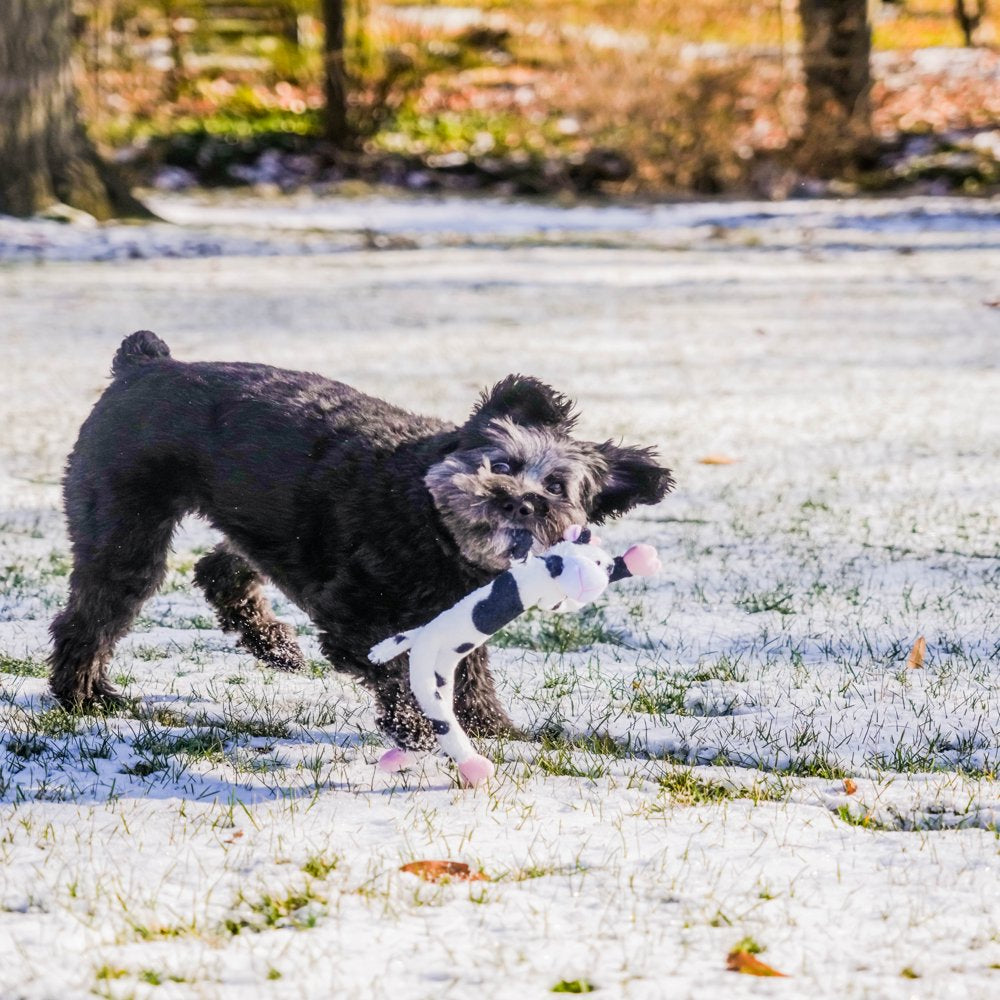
[369,658,438,754]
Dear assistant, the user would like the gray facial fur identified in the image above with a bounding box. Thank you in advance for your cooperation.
[425,417,608,571]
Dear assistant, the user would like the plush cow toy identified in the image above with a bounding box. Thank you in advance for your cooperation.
[369,525,661,786]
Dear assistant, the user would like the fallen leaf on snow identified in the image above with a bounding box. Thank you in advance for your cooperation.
[698,455,738,465]
[726,951,788,977]
[843,778,858,795]
[906,636,927,669]
[400,860,489,883]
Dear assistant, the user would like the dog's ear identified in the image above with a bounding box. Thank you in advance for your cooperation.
[588,441,674,522]
[467,375,577,432]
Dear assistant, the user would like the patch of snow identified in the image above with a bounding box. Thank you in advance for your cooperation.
[1,194,999,998]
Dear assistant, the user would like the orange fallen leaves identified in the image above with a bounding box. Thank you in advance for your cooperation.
[399,861,489,883]
[726,951,788,977]
[906,636,927,669]
[843,778,858,795]
[698,455,738,465]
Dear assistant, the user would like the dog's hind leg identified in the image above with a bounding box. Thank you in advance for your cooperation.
[453,648,516,738]
[50,499,179,710]
[194,544,306,671]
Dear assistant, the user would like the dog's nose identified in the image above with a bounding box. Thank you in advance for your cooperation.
[503,494,547,519]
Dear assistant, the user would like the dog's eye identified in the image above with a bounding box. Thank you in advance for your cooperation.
[491,460,512,475]
[546,479,565,496]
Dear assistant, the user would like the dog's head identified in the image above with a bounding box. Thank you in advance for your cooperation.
[425,375,674,571]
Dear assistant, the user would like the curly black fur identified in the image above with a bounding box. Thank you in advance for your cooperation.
[50,332,674,748]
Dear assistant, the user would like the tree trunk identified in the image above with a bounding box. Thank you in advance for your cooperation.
[954,0,987,46]
[797,0,874,175]
[0,0,147,218]
[321,0,350,147]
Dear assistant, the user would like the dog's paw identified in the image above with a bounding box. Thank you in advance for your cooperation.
[457,754,495,787]
[379,748,416,773]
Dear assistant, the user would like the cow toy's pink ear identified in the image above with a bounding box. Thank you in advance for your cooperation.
[564,524,600,545]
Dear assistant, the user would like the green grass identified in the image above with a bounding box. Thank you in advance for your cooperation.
[493,603,624,652]
[731,935,764,955]
[0,654,47,677]
[132,645,169,662]
[301,854,340,880]
[94,966,128,981]
[30,708,82,737]
[628,675,688,715]
[226,886,326,934]
[551,980,596,994]
[835,805,890,830]
[132,731,228,763]
[121,759,168,777]
[657,767,786,806]
[6,736,51,760]
[736,587,795,615]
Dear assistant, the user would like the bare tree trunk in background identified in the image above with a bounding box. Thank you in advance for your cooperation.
[321,0,350,146]
[0,0,148,218]
[797,0,874,175]
[954,0,988,46]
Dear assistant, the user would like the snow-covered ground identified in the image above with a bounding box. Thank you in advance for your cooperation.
[1,194,999,998]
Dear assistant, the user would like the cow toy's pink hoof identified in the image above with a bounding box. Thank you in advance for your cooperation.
[379,748,416,773]
[623,543,661,577]
[457,755,495,787]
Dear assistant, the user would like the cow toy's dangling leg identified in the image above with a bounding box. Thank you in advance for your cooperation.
[370,629,495,785]
[407,640,494,785]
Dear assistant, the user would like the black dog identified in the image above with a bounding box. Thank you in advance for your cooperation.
[50,332,673,749]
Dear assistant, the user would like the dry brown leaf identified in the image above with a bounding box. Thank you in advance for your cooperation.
[222,830,244,844]
[726,951,788,977]
[843,778,858,795]
[906,636,927,669]
[698,454,738,465]
[400,860,489,883]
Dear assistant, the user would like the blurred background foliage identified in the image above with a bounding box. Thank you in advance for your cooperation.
[74,1,1000,196]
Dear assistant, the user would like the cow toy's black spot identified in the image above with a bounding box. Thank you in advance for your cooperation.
[576,528,592,545]
[544,554,564,578]
[431,719,450,735]
[433,691,442,701]
[434,671,447,688]
[471,571,523,635]
[454,642,474,654]
[394,634,406,644]
[608,556,632,584]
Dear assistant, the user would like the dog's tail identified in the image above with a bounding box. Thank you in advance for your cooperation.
[111,330,171,377]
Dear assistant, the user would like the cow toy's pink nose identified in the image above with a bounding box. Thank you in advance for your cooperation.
[622,544,661,576]
[566,559,608,604]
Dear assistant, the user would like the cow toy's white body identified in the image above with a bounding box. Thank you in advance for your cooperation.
[370,526,660,785]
